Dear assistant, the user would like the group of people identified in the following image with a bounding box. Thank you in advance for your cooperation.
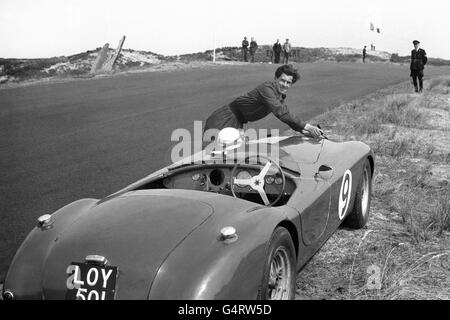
[272,39,292,64]
[241,37,258,63]
[241,37,293,64]
[203,39,428,142]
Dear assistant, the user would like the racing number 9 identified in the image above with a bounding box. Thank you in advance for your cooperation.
[338,170,352,220]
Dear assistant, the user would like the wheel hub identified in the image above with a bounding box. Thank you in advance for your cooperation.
[268,247,291,300]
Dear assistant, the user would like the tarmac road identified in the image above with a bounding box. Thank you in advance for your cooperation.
[1,62,449,278]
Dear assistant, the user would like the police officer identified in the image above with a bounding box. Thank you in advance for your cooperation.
[410,40,428,93]
[242,37,249,62]
[203,64,323,139]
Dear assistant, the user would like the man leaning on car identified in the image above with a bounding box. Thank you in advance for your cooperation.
[203,64,323,139]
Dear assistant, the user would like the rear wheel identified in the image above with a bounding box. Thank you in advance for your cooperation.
[345,158,372,229]
[257,227,296,300]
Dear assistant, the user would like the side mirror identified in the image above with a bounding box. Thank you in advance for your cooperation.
[316,165,334,181]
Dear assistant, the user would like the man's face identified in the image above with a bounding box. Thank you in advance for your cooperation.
[275,73,294,95]
[414,43,420,50]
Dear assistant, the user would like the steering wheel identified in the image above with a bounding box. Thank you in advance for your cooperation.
[230,155,286,207]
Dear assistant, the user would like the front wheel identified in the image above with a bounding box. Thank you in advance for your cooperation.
[257,227,296,300]
[345,158,372,229]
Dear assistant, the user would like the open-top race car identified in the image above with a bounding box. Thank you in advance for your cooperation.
[2,128,374,300]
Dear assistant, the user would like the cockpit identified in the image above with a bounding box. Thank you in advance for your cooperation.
[135,128,301,206]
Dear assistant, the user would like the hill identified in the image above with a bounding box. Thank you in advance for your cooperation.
[1,46,449,87]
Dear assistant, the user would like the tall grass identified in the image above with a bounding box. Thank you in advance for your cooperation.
[428,77,450,94]
[370,132,434,159]
[388,177,449,242]
[374,95,428,128]
[303,75,450,300]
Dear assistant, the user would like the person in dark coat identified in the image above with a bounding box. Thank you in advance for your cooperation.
[410,40,428,92]
[249,37,258,63]
[203,64,323,139]
[273,39,282,64]
[242,37,249,62]
[362,46,367,63]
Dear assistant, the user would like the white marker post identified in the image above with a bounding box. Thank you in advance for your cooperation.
[212,32,216,63]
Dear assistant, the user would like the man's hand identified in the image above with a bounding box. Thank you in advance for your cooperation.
[303,123,324,139]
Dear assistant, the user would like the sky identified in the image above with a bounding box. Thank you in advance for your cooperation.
[1,0,449,59]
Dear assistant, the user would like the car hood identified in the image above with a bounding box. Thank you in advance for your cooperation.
[40,193,213,299]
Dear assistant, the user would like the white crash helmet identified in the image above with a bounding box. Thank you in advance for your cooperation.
[217,127,243,146]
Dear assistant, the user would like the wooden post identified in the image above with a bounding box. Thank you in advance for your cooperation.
[103,35,126,72]
[90,43,110,74]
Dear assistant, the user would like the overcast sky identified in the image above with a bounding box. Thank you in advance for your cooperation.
[1,0,449,59]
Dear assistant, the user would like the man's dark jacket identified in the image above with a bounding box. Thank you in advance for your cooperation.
[273,43,282,53]
[242,39,249,50]
[250,41,258,54]
[410,48,428,75]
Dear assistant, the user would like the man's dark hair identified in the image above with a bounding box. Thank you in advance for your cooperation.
[275,64,300,83]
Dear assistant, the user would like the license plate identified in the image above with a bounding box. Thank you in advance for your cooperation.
[65,262,118,300]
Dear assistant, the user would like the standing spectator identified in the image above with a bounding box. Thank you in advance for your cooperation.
[249,37,258,63]
[273,39,282,64]
[242,37,249,62]
[282,39,291,64]
[410,40,428,93]
[362,46,367,63]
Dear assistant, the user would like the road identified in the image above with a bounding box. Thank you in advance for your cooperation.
[1,62,449,277]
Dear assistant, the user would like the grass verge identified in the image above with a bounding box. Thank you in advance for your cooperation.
[295,75,450,300]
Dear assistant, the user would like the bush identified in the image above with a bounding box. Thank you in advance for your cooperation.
[390,53,409,64]
[335,54,360,62]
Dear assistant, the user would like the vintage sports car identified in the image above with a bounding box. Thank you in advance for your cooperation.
[2,128,374,300]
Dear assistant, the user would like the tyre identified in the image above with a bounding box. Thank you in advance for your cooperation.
[345,158,372,229]
[257,227,296,300]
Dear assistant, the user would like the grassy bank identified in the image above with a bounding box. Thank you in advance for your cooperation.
[294,76,450,299]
